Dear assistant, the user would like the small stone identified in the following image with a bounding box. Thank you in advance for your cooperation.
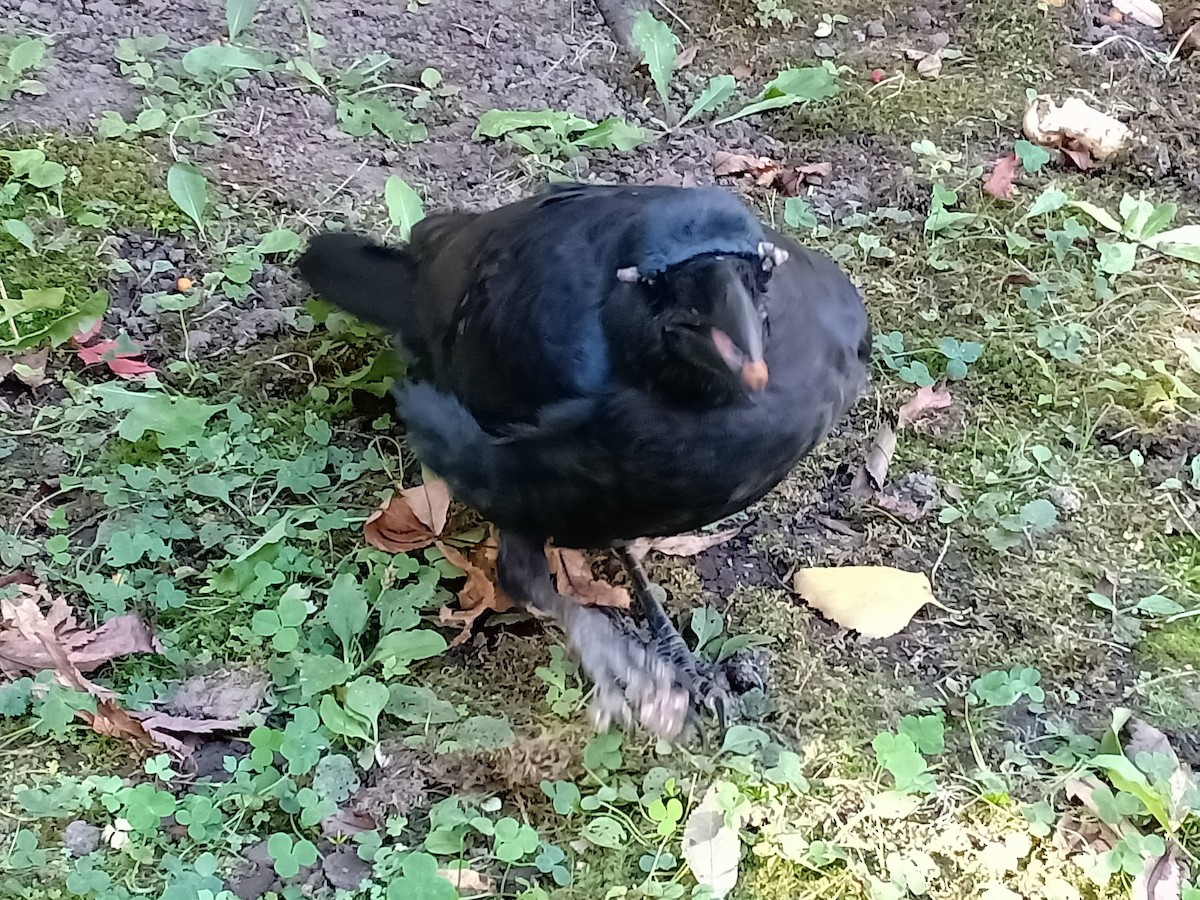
[322,848,372,891]
[1048,484,1085,517]
[866,19,887,38]
[18,0,38,13]
[814,42,837,59]
[63,820,101,857]
[168,248,185,263]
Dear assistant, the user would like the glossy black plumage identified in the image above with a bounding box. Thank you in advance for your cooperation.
[298,183,870,737]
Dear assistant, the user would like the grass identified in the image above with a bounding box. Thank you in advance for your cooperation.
[1,1,1200,898]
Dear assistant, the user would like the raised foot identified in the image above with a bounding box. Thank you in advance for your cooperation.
[563,605,692,740]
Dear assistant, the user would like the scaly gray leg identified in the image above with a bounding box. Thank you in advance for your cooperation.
[497,531,690,738]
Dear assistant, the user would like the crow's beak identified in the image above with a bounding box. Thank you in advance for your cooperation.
[709,280,768,391]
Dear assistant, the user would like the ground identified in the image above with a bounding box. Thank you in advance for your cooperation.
[1,0,1199,898]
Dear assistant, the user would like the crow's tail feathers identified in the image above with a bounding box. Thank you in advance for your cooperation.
[296,232,416,331]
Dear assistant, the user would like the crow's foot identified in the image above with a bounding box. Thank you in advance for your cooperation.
[564,604,692,739]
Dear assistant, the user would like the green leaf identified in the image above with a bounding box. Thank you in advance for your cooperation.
[719,724,770,757]
[181,44,274,78]
[898,715,945,756]
[327,573,369,658]
[872,733,936,794]
[582,815,627,849]
[763,749,810,794]
[386,683,459,724]
[474,109,594,139]
[254,228,301,255]
[166,162,208,236]
[784,196,817,230]
[631,11,679,108]
[1013,140,1050,173]
[313,754,361,804]
[3,219,35,251]
[572,118,646,151]
[690,607,723,649]
[1097,241,1137,275]
[384,175,424,241]
[1025,188,1069,218]
[226,0,260,39]
[344,676,389,726]
[8,39,46,74]
[680,74,737,126]
[714,66,838,125]
[319,695,372,742]
[370,628,447,669]
[386,852,458,900]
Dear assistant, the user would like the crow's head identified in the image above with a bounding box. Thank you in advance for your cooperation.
[615,240,786,394]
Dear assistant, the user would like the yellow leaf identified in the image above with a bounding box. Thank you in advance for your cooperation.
[793,566,935,638]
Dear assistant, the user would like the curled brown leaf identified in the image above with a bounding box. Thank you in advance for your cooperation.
[551,549,631,609]
[897,385,953,430]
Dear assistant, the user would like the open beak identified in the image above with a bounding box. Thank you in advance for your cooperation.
[709,281,768,391]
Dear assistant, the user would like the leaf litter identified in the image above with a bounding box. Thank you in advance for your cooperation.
[367,478,630,645]
[0,583,256,753]
[712,150,832,195]
[793,566,942,638]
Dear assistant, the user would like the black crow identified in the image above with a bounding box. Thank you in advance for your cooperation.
[298,183,870,738]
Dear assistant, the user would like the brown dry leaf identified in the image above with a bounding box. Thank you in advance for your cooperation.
[551,549,631,609]
[1022,96,1131,168]
[321,808,376,838]
[0,347,50,387]
[625,527,741,563]
[984,154,1020,201]
[0,584,160,682]
[1125,718,1196,828]
[438,866,495,895]
[1113,0,1164,26]
[731,62,753,79]
[793,566,935,638]
[897,385,953,430]
[1166,3,1200,52]
[404,478,451,535]
[677,46,698,69]
[712,152,829,196]
[1063,776,1139,843]
[365,495,436,553]
[775,162,832,195]
[850,425,896,498]
[437,537,514,647]
[1133,844,1187,900]
[713,150,777,179]
[86,700,156,748]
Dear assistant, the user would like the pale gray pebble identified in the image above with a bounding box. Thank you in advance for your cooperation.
[63,820,101,857]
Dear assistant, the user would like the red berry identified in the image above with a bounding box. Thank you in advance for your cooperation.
[870,68,886,83]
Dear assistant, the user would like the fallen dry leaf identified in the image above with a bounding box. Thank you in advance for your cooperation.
[676,46,698,69]
[712,152,830,196]
[731,62,753,79]
[850,425,896,498]
[0,347,50,387]
[131,709,252,754]
[793,566,935,638]
[551,549,631,609]
[321,808,376,838]
[914,51,942,78]
[713,151,777,180]
[364,479,451,553]
[86,700,156,748]
[984,154,1020,201]
[1113,0,1164,27]
[1166,3,1200,52]
[73,331,155,380]
[438,866,495,895]
[1125,718,1196,829]
[1023,96,1131,168]
[0,584,160,683]
[626,527,741,563]
[437,536,514,647]
[1133,843,1187,900]
[897,385,953,430]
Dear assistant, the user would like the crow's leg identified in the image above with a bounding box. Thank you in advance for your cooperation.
[497,530,690,738]
[614,545,733,734]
